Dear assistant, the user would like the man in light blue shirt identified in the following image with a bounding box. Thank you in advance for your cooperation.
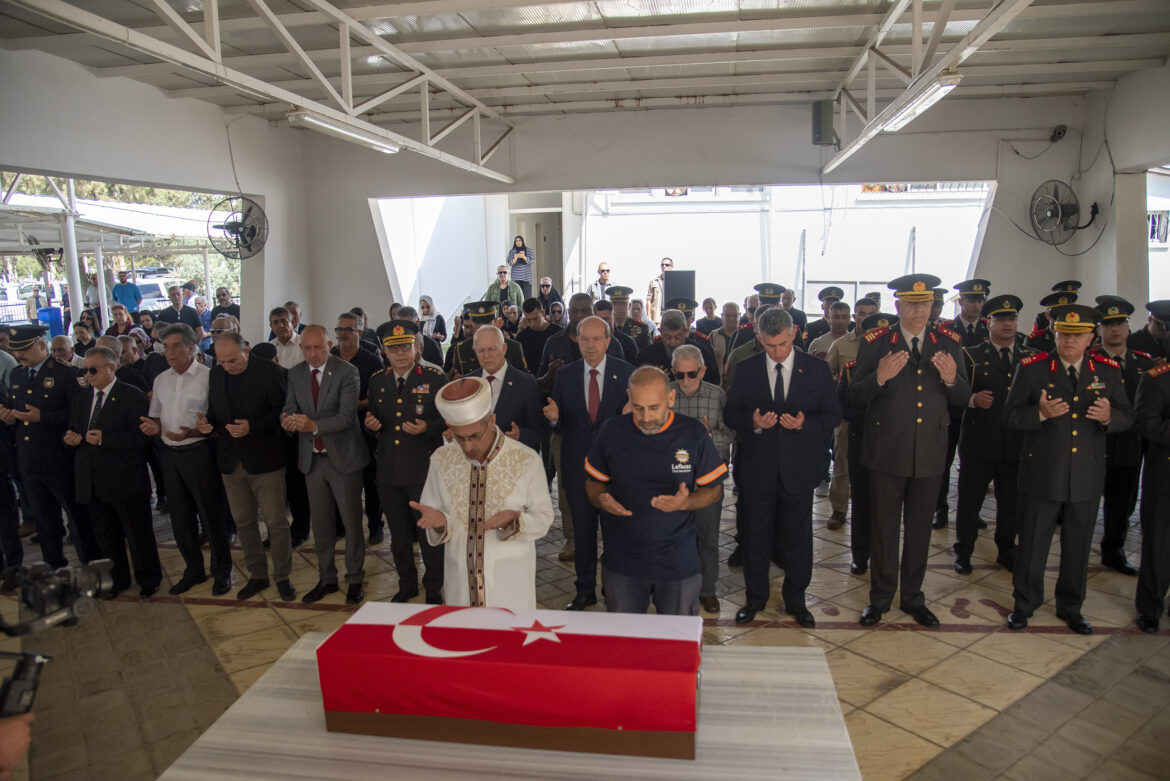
[111,271,142,313]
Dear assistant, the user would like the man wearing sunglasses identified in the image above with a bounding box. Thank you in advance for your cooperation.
[646,258,673,323]
[210,287,240,322]
[66,346,161,599]
[586,263,613,303]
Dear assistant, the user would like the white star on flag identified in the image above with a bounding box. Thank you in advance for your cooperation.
[512,620,564,646]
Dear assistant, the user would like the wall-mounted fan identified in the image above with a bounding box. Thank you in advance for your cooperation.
[1028,179,1098,246]
[207,196,268,259]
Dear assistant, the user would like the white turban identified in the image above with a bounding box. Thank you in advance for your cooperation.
[436,377,493,426]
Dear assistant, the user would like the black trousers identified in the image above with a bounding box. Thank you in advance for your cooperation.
[1100,463,1141,564]
[515,280,532,300]
[362,452,381,535]
[1013,494,1096,616]
[147,440,167,502]
[568,489,601,595]
[954,453,1019,560]
[90,494,162,591]
[847,435,870,568]
[741,480,813,612]
[936,413,962,514]
[161,443,232,580]
[380,483,443,594]
[0,473,21,569]
[869,470,941,611]
[23,468,97,569]
[286,462,311,541]
[1136,487,1170,620]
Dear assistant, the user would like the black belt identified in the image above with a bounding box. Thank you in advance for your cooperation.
[167,439,211,453]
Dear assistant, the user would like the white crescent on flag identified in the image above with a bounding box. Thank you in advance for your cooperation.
[390,605,514,659]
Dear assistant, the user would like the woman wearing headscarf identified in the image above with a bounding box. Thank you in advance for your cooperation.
[419,295,447,343]
[127,326,151,359]
[548,301,566,327]
[537,276,564,314]
[507,235,535,300]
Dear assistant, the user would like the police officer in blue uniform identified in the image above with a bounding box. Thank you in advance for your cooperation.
[0,325,98,567]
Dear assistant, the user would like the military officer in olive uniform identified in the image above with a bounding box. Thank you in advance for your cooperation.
[1091,296,1155,575]
[944,279,991,348]
[804,286,846,344]
[1004,304,1132,635]
[609,286,652,351]
[953,295,1035,575]
[1128,300,1170,362]
[0,325,98,567]
[850,274,970,628]
[365,320,448,604]
[450,301,527,377]
[1133,360,1170,633]
[1026,282,1081,353]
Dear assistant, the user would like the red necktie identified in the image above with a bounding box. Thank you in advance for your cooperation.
[588,368,600,424]
[311,368,324,452]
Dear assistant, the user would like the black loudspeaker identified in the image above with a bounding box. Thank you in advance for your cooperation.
[812,100,837,146]
[663,270,695,304]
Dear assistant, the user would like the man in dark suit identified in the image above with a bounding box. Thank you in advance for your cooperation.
[366,320,448,603]
[332,311,384,544]
[1092,296,1156,575]
[66,346,161,598]
[450,302,527,377]
[283,325,370,605]
[725,308,840,627]
[199,332,288,599]
[953,295,1034,575]
[544,316,633,610]
[469,325,545,452]
[1005,304,1132,635]
[850,274,970,628]
[1134,361,1170,633]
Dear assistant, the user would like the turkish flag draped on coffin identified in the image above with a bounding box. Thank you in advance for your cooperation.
[317,603,702,735]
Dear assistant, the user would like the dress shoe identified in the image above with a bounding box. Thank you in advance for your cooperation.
[564,593,597,611]
[850,562,867,576]
[1006,612,1028,630]
[558,545,575,562]
[1102,559,1138,577]
[236,578,269,600]
[789,608,816,628]
[425,590,443,605]
[905,605,940,628]
[976,517,988,530]
[391,587,419,603]
[827,511,846,530]
[262,536,271,549]
[996,551,1016,571]
[368,527,384,545]
[735,606,758,625]
[932,510,948,529]
[859,605,883,626]
[727,546,743,568]
[276,580,296,601]
[291,536,308,549]
[1055,611,1092,635]
[953,556,973,575]
[302,582,340,604]
[17,523,35,538]
[211,576,232,596]
[168,574,207,596]
[102,588,124,601]
[700,595,720,613]
[814,480,830,497]
[346,584,365,605]
[1137,615,1160,634]
[138,585,159,599]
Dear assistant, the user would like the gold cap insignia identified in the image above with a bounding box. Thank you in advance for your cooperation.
[1058,296,1068,305]
[912,281,925,292]
[973,283,983,292]
[393,326,404,336]
[1066,311,1080,323]
[1107,306,1119,316]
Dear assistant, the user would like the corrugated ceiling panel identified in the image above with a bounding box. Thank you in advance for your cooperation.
[614,33,740,54]
[736,26,871,47]
[364,13,477,38]
[493,40,623,62]
[448,73,535,89]
[594,0,742,20]
[457,3,603,34]
[997,14,1170,38]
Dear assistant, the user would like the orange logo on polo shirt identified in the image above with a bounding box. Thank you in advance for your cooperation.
[672,449,692,475]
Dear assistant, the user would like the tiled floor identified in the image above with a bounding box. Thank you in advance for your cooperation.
[19,472,1170,780]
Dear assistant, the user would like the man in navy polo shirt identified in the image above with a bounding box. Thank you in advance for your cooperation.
[584,366,727,616]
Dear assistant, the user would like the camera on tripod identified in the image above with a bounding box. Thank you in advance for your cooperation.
[0,560,115,717]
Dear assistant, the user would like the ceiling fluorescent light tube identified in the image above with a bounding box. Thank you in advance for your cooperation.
[883,73,963,132]
[287,110,400,154]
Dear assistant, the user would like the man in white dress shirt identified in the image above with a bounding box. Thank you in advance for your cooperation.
[411,377,553,609]
[269,306,303,368]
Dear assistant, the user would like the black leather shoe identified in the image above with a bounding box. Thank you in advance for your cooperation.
[1103,559,1138,577]
[789,608,816,628]
[1137,615,1160,634]
[211,577,232,596]
[564,593,597,611]
[368,527,384,545]
[735,606,758,625]
[302,581,340,603]
[102,588,123,601]
[237,578,269,600]
[138,585,159,599]
[850,562,868,576]
[168,574,207,596]
[953,557,973,575]
[425,590,443,605]
[905,606,940,628]
[727,546,743,568]
[262,536,271,549]
[1007,612,1028,630]
[346,584,365,605]
[156,497,169,514]
[391,587,419,603]
[1055,611,1092,635]
[932,509,948,529]
[291,536,308,549]
[276,580,296,601]
[976,518,989,529]
[859,605,883,626]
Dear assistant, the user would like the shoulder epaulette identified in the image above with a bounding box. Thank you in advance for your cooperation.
[692,331,710,342]
[738,322,753,331]
[1131,349,1152,360]
[653,334,661,342]
[843,359,856,370]
[863,326,888,343]
[1029,325,1046,339]
[1020,352,1048,366]
[1147,362,1170,377]
[936,326,962,343]
[1091,355,1120,370]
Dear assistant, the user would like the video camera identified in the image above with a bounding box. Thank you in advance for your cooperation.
[0,560,115,717]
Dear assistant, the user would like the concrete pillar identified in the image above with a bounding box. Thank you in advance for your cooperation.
[1113,172,1149,305]
[94,243,110,329]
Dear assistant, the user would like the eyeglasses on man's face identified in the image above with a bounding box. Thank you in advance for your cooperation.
[674,369,701,379]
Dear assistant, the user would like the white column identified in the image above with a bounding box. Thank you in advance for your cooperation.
[94,243,110,329]
[203,246,212,299]
[61,180,84,329]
